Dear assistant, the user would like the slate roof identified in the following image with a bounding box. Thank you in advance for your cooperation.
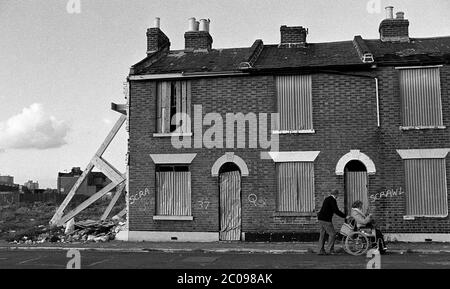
[364,37,450,65]
[252,41,364,70]
[130,36,450,75]
[131,48,252,75]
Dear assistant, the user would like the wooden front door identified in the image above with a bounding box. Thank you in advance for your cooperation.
[219,170,241,241]
[345,171,369,213]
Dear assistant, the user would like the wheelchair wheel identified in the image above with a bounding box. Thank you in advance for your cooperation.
[344,231,370,256]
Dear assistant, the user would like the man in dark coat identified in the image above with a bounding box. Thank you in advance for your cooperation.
[317,189,348,255]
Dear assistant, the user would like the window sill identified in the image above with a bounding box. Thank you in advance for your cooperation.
[400,126,446,131]
[153,215,194,221]
[272,130,315,135]
[153,132,193,138]
[273,212,316,217]
[403,214,448,220]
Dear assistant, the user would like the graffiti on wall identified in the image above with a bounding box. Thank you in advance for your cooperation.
[369,187,405,203]
[248,194,267,207]
[129,188,150,205]
[198,199,210,210]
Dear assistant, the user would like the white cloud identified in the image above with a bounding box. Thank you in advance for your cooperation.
[102,118,112,125]
[0,103,70,150]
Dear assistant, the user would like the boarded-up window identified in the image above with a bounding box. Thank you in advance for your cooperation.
[404,159,448,216]
[276,75,313,131]
[156,166,191,216]
[157,81,191,133]
[399,67,443,127]
[277,162,315,212]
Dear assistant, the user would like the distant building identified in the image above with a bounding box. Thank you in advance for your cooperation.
[0,175,14,185]
[0,183,19,193]
[24,180,39,191]
[57,167,111,196]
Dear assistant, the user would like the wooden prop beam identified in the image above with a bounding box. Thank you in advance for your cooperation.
[50,162,94,225]
[101,182,125,221]
[57,181,123,226]
[92,156,125,184]
[115,208,127,218]
[50,114,127,226]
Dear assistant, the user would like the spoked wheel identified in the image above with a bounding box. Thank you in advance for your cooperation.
[344,231,370,256]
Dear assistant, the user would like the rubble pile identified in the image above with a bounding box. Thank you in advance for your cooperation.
[9,218,127,244]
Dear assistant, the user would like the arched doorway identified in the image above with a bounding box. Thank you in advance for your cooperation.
[218,162,241,241]
[344,160,369,214]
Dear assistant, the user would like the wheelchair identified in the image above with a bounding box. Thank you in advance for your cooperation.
[338,218,382,256]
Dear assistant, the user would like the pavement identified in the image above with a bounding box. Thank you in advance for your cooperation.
[1,240,450,254]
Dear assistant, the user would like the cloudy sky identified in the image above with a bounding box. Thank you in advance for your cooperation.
[1,0,449,188]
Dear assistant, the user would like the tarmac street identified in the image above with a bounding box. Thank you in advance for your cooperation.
[1,250,450,269]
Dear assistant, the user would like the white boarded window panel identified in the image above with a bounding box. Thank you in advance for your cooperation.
[399,68,442,127]
[405,159,448,216]
[277,162,315,212]
[156,171,191,216]
[276,75,313,131]
[157,81,191,133]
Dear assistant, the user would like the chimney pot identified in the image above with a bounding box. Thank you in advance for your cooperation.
[199,19,210,32]
[396,12,405,20]
[385,6,394,19]
[154,17,160,28]
[188,17,198,31]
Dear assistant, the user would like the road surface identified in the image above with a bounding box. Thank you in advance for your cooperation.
[1,250,450,269]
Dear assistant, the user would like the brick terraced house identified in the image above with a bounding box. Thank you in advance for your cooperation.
[118,7,450,242]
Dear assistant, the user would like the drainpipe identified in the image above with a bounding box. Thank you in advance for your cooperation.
[375,78,380,127]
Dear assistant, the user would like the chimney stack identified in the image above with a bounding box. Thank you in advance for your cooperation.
[379,7,410,42]
[146,17,171,54]
[185,17,213,51]
[280,25,308,48]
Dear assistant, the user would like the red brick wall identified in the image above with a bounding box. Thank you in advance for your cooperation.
[379,19,409,41]
[128,65,450,234]
[373,65,450,233]
[184,31,213,50]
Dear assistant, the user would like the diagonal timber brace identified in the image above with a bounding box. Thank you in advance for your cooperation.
[101,180,126,221]
[50,111,127,226]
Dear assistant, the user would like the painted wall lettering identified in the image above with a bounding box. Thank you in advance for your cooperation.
[198,199,210,210]
[248,194,267,207]
[369,187,405,202]
[129,188,150,205]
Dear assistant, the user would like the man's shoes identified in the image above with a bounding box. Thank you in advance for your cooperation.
[328,250,337,255]
[318,250,327,255]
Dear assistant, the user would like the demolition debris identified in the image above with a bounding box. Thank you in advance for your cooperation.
[8,218,126,244]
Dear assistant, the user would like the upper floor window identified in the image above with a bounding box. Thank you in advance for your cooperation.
[275,75,314,133]
[156,81,191,134]
[398,67,443,129]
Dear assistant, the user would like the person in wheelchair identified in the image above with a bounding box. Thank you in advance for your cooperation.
[350,201,387,254]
